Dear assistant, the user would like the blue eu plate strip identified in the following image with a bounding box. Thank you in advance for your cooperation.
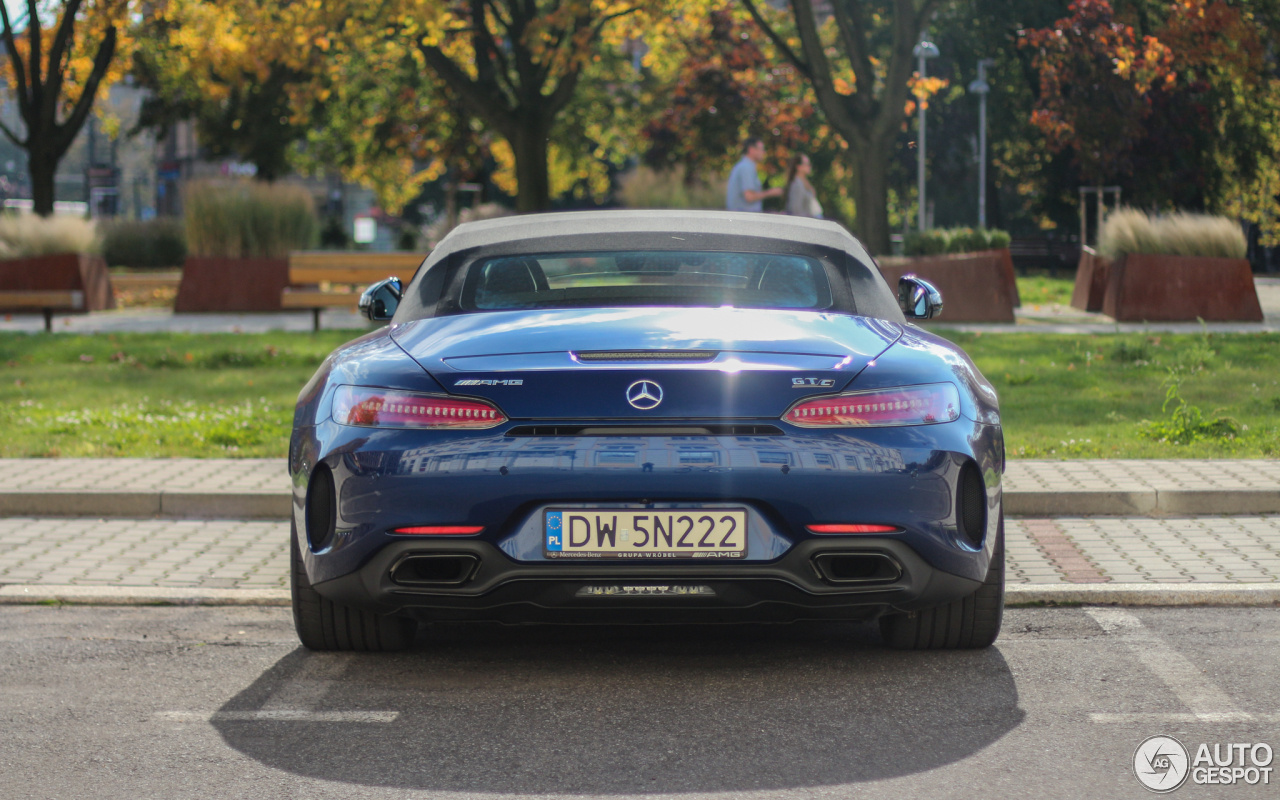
[545,511,563,551]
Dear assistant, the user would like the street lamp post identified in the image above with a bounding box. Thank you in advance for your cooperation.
[913,36,939,232]
[968,58,995,229]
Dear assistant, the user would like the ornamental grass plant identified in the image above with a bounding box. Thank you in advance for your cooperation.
[183,180,318,259]
[618,166,726,210]
[0,213,99,259]
[1099,208,1247,260]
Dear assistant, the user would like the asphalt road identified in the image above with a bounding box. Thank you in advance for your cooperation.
[1,606,1278,799]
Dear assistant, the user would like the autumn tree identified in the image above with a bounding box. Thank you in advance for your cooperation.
[641,8,817,183]
[1134,0,1280,239]
[413,0,651,211]
[131,0,336,181]
[1019,0,1173,188]
[0,0,132,215]
[740,0,944,253]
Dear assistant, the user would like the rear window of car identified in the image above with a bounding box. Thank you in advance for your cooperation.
[460,251,833,311]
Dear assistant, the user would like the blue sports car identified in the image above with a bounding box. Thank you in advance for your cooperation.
[289,211,1004,651]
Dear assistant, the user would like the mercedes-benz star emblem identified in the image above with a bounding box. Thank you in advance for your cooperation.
[626,380,663,410]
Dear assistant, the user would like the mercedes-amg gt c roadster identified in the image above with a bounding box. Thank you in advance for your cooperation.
[289,210,1004,652]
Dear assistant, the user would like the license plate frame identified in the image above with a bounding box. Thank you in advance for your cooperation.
[544,508,748,559]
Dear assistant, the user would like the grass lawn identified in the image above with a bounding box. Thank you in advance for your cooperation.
[1,331,360,457]
[934,328,1280,458]
[2,328,1278,459]
[1015,275,1076,307]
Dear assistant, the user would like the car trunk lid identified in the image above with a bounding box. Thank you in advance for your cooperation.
[391,308,901,419]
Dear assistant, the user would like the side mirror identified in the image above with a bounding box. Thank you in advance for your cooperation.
[359,277,402,321]
[897,274,943,320]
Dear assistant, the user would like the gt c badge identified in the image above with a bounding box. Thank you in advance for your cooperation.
[792,377,836,388]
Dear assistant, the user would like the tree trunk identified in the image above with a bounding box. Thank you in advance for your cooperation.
[512,121,551,213]
[852,143,892,256]
[29,150,58,217]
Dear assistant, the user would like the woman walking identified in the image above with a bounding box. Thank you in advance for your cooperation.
[785,154,823,218]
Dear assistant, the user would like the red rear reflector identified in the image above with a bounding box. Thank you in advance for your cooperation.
[333,386,506,429]
[393,526,484,535]
[783,383,960,428]
[806,524,900,534]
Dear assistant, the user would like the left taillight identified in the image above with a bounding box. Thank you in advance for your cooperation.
[332,385,507,429]
[782,382,960,428]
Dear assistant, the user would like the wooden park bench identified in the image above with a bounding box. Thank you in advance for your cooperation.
[282,252,426,331]
[0,290,85,332]
[1009,237,1080,277]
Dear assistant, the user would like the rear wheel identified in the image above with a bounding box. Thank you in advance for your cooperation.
[291,521,417,651]
[879,511,1004,650]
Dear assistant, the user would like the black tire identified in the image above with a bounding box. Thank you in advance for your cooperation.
[291,521,417,652]
[879,511,1004,650]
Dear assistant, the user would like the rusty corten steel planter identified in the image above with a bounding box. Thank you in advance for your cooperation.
[173,256,289,312]
[1070,247,1110,312]
[0,252,114,312]
[1101,253,1262,322]
[876,249,1019,323]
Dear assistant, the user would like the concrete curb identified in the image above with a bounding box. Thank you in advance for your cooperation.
[1,583,1275,608]
[0,491,291,519]
[0,584,290,606]
[6,488,1278,519]
[1006,583,1280,607]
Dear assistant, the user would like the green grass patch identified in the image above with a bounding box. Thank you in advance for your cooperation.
[1015,275,1075,307]
[3,328,1280,459]
[1,331,359,457]
[935,328,1280,458]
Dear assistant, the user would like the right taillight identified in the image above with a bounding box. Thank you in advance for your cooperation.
[332,385,507,429]
[783,383,960,428]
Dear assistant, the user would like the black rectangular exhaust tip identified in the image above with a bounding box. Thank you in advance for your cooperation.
[811,553,903,584]
[390,554,480,586]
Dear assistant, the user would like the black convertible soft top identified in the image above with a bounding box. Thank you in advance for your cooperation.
[393,210,904,323]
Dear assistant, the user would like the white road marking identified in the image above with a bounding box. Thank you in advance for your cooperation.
[1086,607,1253,722]
[1090,712,1280,723]
[159,655,400,724]
[157,710,398,723]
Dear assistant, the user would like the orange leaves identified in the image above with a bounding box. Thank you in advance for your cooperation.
[1018,0,1175,181]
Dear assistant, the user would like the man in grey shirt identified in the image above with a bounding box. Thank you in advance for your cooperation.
[726,137,783,212]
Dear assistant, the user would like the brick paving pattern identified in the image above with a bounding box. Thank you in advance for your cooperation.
[0,518,288,589]
[0,514,1276,590]
[1006,516,1280,584]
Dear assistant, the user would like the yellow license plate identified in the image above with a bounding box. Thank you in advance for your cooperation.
[544,509,747,559]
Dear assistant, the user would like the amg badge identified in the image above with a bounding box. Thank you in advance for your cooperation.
[454,379,523,386]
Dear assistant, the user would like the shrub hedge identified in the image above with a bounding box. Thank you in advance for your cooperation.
[904,227,1011,256]
[102,219,187,268]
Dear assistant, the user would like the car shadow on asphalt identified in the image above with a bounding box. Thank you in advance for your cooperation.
[214,621,1025,793]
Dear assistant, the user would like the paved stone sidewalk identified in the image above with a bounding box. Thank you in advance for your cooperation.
[0,307,371,334]
[0,518,289,590]
[0,515,1276,591]
[1005,459,1280,493]
[0,458,285,492]
[1006,516,1280,584]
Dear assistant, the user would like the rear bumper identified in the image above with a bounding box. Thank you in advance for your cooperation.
[311,536,983,624]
